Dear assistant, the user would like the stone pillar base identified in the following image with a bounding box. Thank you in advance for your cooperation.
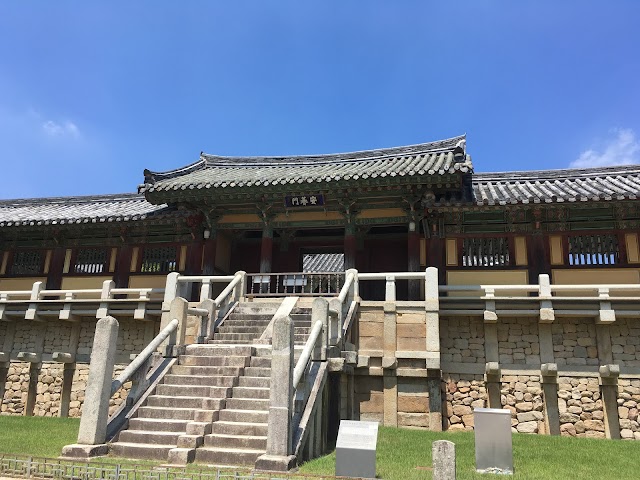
[61,443,109,459]
[255,454,297,472]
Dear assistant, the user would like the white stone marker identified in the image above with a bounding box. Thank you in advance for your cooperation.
[432,440,456,480]
[474,408,513,474]
[335,420,378,479]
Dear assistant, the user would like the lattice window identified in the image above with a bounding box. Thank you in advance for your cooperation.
[140,246,177,273]
[11,251,43,275]
[74,248,108,274]
[568,234,619,266]
[462,237,510,267]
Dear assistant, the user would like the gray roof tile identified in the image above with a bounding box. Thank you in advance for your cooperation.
[0,193,172,227]
[141,135,471,193]
[471,165,640,206]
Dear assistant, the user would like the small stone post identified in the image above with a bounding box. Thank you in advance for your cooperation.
[432,440,456,480]
[61,316,119,458]
[159,297,188,356]
[255,315,296,471]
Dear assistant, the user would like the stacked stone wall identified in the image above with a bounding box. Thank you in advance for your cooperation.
[2,362,29,415]
[444,374,487,431]
[617,379,640,440]
[501,375,544,433]
[498,318,540,365]
[611,319,640,367]
[43,322,72,353]
[440,317,485,364]
[557,376,605,438]
[551,319,599,366]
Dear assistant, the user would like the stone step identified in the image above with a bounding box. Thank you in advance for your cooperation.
[243,367,271,377]
[179,355,249,367]
[232,386,270,399]
[227,313,274,321]
[224,397,269,411]
[250,357,271,368]
[218,409,268,423]
[208,339,256,345]
[185,345,254,356]
[214,333,260,341]
[147,395,225,410]
[155,384,232,398]
[217,326,265,334]
[211,421,268,436]
[171,365,244,376]
[128,418,189,432]
[194,447,264,467]
[238,376,269,388]
[205,433,267,450]
[137,406,197,420]
[109,442,173,461]
[163,374,237,387]
[118,430,181,445]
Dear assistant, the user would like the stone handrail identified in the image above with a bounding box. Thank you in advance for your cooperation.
[293,318,324,390]
[110,318,178,395]
[162,271,245,312]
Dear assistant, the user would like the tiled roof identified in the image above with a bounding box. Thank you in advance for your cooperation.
[0,193,172,227]
[471,165,640,206]
[141,135,471,193]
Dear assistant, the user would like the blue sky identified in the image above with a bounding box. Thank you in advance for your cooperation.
[1,2,639,199]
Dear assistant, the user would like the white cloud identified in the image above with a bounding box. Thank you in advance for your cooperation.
[42,119,80,138]
[570,128,640,168]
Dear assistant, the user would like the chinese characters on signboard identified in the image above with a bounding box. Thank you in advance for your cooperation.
[285,194,325,208]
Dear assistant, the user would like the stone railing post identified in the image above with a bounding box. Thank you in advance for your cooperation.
[255,315,296,471]
[235,270,247,302]
[312,297,329,361]
[538,274,555,323]
[25,281,43,321]
[96,280,114,319]
[61,316,119,458]
[425,267,442,431]
[159,297,188,356]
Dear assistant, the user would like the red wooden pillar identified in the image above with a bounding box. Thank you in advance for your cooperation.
[344,225,357,270]
[202,233,217,275]
[260,225,273,273]
[46,247,66,290]
[113,245,133,288]
[407,221,421,300]
[528,232,550,284]
[427,236,446,284]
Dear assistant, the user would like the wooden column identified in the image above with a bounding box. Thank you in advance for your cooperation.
[186,239,204,275]
[260,225,274,273]
[113,245,133,288]
[426,237,446,284]
[407,221,421,300]
[202,234,217,275]
[46,247,66,290]
[344,225,357,270]
[528,232,550,283]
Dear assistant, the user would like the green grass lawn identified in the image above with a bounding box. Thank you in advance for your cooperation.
[299,427,639,480]
[1,417,638,479]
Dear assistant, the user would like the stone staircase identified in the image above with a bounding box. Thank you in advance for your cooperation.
[109,300,311,465]
[210,301,312,345]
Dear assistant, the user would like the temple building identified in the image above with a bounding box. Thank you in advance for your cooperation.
[2,134,640,466]
[1,134,639,294]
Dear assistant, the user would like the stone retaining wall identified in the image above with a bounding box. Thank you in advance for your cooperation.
[440,317,485,364]
[558,376,605,438]
[1,317,152,417]
[444,374,487,431]
[501,375,544,434]
[617,379,640,440]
